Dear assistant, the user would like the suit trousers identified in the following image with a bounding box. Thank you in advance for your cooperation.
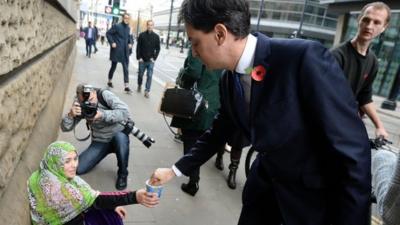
[181,129,205,182]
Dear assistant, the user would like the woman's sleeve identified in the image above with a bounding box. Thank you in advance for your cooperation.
[92,191,137,209]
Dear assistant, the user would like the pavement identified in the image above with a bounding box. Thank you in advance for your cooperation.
[57,39,400,225]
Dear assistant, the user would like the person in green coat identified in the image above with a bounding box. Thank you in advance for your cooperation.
[170,49,223,196]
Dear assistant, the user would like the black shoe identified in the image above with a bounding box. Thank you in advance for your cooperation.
[137,86,141,92]
[116,175,127,190]
[107,81,113,88]
[181,181,199,196]
[227,167,237,189]
[124,87,132,93]
[227,160,239,189]
[215,154,224,171]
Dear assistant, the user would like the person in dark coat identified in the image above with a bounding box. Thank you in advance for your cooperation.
[170,48,223,196]
[214,131,248,190]
[151,0,371,224]
[136,20,160,98]
[106,13,133,92]
[83,21,98,58]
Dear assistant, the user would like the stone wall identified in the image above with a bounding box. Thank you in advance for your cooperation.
[0,0,77,224]
[0,0,75,76]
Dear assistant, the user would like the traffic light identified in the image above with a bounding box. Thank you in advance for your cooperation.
[112,0,120,15]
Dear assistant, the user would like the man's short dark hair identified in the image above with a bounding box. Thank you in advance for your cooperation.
[179,0,250,39]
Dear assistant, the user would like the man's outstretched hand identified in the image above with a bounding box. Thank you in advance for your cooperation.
[150,168,176,186]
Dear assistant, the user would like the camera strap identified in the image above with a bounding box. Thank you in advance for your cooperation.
[73,119,92,141]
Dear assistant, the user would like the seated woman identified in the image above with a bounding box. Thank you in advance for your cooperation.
[27,141,159,225]
[372,149,400,225]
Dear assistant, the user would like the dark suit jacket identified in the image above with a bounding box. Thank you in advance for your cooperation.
[175,33,371,224]
[83,26,97,41]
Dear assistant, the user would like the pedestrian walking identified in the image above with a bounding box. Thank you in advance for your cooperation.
[170,49,223,196]
[136,20,160,98]
[106,13,133,93]
[83,21,97,58]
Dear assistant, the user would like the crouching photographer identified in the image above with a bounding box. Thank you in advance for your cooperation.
[61,83,154,190]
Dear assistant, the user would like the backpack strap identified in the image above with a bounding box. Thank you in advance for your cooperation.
[96,88,112,110]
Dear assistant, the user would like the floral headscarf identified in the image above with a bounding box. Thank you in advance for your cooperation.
[27,141,99,225]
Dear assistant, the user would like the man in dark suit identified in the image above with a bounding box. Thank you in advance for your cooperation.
[106,13,133,93]
[151,0,371,224]
[83,21,97,58]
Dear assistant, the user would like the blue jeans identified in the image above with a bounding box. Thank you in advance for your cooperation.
[138,61,154,92]
[77,132,130,177]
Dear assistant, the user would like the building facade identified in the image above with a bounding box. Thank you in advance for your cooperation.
[153,0,339,47]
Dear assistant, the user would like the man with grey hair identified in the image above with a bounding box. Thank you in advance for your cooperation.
[61,84,131,190]
[331,1,391,139]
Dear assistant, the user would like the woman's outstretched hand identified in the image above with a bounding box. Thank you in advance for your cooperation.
[136,188,159,208]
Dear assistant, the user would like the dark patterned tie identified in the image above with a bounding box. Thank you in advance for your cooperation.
[233,72,250,131]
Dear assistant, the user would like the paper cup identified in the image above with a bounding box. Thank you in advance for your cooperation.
[146,179,163,198]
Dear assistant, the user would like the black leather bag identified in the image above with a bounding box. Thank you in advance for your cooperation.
[160,86,207,119]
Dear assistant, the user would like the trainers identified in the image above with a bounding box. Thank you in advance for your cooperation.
[124,87,132,93]
[144,91,149,98]
[137,86,141,92]
[107,81,113,88]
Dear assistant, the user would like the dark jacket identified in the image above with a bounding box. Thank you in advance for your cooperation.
[175,33,371,225]
[136,31,160,62]
[170,49,223,131]
[83,26,98,40]
[106,22,132,63]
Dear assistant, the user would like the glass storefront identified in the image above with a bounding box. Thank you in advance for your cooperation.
[343,12,400,98]
[248,0,337,45]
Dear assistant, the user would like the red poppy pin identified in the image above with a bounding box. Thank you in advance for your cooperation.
[245,65,267,81]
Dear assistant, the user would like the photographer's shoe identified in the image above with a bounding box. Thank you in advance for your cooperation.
[116,175,127,190]
[107,81,113,88]
[181,181,199,196]
[124,87,132,93]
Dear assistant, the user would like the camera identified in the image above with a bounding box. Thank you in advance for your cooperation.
[122,119,155,148]
[79,85,98,119]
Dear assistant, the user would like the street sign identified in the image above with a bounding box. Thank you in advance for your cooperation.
[105,6,112,14]
[105,5,126,16]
